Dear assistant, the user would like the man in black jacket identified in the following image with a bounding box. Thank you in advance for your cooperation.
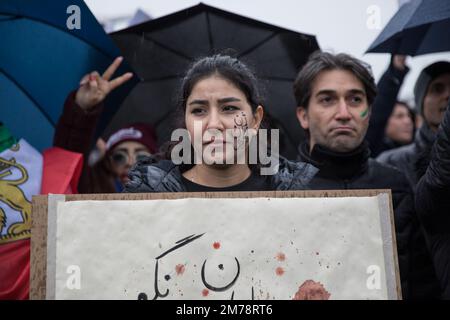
[415,99,450,299]
[293,51,441,299]
[377,61,450,190]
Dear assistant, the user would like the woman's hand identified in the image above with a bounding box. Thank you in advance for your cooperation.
[75,56,133,111]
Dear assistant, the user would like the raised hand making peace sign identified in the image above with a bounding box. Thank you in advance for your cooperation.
[75,56,133,111]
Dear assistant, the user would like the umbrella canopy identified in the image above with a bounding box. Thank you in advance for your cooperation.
[367,0,450,56]
[0,0,137,151]
[107,3,320,159]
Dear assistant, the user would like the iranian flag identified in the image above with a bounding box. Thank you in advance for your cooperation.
[0,139,82,299]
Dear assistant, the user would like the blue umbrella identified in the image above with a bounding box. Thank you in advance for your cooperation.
[0,0,137,151]
[366,0,450,56]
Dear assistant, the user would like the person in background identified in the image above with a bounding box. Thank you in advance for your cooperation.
[377,61,450,191]
[54,57,158,193]
[87,123,157,192]
[383,100,415,149]
[365,55,410,157]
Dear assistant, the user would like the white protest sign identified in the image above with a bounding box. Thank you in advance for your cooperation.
[44,193,399,300]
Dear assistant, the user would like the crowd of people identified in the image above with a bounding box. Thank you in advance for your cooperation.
[1,48,449,299]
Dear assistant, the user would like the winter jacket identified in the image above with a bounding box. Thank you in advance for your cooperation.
[298,141,441,299]
[377,123,436,191]
[415,101,450,299]
[54,91,103,155]
[124,157,318,192]
[53,92,118,193]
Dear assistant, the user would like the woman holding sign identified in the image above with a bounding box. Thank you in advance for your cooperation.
[125,54,317,192]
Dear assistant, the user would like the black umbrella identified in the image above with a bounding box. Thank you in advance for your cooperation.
[367,0,450,56]
[102,3,320,159]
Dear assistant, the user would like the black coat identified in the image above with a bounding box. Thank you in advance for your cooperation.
[377,123,436,191]
[415,102,450,299]
[366,61,409,157]
[298,141,441,299]
[124,156,318,192]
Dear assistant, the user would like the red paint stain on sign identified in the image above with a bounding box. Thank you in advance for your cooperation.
[202,289,209,297]
[213,242,221,249]
[292,280,331,300]
[275,267,285,276]
[276,252,286,262]
[175,264,185,275]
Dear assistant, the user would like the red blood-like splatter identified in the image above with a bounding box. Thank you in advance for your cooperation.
[175,264,185,275]
[213,242,221,249]
[292,280,331,300]
[276,252,286,262]
[275,267,285,276]
[202,289,209,297]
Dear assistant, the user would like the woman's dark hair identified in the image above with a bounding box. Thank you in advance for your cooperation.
[293,51,378,109]
[178,54,264,114]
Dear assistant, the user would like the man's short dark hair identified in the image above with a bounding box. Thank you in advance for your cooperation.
[293,51,377,109]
